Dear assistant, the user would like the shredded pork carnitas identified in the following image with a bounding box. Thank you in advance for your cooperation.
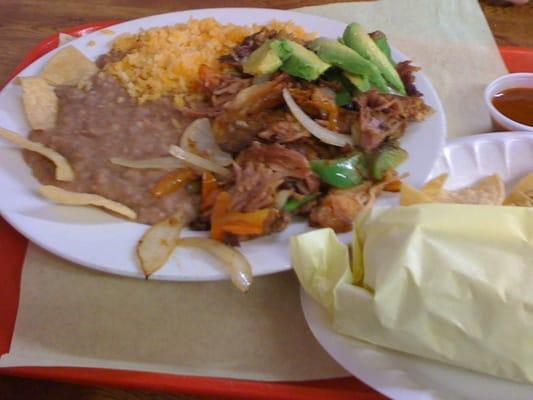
[231,142,319,212]
[212,74,290,152]
[309,172,402,232]
[199,65,252,107]
[396,60,423,97]
[354,90,433,151]
[310,182,375,233]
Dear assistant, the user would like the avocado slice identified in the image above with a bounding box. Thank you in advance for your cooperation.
[242,40,283,76]
[343,72,371,92]
[270,39,330,81]
[369,30,394,66]
[308,38,389,92]
[369,141,408,180]
[343,23,406,95]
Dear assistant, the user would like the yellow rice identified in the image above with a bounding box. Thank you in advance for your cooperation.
[105,18,315,103]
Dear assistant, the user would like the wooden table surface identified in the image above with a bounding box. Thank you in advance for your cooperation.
[0,1,531,399]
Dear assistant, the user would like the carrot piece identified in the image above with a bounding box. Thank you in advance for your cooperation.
[382,171,403,192]
[150,169,196,197]
[210,191,272,241]
[220,209,271,236]
[210,191,231,241]
[383,180,402,192]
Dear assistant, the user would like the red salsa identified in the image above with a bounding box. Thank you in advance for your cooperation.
[492,87,533,127]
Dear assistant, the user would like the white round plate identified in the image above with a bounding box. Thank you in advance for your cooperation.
[301,132,533,400]
[0,8,445,281]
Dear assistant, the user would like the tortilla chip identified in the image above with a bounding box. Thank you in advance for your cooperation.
[38,185,136,220]
[0,127,74,181]
[401,174,505,206]
[505,191,533,207]
[442,175,505,205]
[39,46,98,86]
[510,173,533,193]
[504,173,533,206]
[400,182,434,205]
[421,173,449,199]
[20,77,58,130]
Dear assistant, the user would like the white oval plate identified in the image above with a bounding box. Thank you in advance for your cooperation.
[0,8,445,281]
[301,132,533,400]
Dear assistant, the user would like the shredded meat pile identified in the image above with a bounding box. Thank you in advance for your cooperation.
[354,90,433,151]
[212,73,290,152]
[225,141,321,237]
[231,162,284,212]
[199,65,252,107]
[219,28,310,70]
[258,114,310,143]
[231,142,319,212]
[396,60,422,97]
[309,183,374,233]
[191,36,434,237]
[218,29,278,68]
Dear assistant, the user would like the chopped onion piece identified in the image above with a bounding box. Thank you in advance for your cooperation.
[275,190,293,209]
[252,73,273,85]
[176,237,253,292]
[282,88,352,147]
[180,118,233,166]
[169,145,231,178]
[137,208,188,277]
[110,157,184,170]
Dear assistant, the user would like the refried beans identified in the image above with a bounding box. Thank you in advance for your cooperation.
[23,72,199,224]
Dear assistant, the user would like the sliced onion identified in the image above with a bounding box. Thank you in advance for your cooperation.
[275,189,293,209]
[137,208,188,277]
[169,145,231,178]
[282,88,352,147]
[110,157,184,170]
[180,118,233,167]
[176,237,253,292]
[350,123,361,146]
[252,73,273,85]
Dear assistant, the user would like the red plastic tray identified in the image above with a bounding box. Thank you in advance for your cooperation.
[0,21,531,399]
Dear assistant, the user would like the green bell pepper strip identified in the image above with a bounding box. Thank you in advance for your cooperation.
[310,153,368,189]
[323,68,356,105]
[282,194,319,212]
[335,88,352,106]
